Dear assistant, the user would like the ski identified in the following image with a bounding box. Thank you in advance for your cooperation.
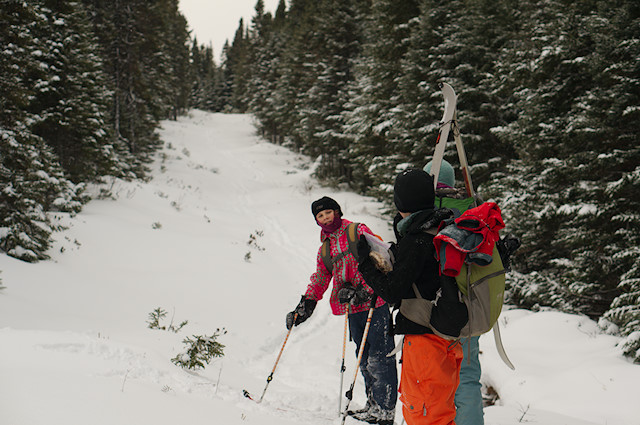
[428,82,515,371]
[429,82,458,191]
[450,108,476,201]
[493,320,515,370]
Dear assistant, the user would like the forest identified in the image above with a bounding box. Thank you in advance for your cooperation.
[0,0,638,361]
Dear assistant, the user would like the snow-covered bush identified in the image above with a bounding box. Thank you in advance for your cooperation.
[171,329,227,370]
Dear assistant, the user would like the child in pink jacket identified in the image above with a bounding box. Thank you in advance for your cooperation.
[286,196,398,425]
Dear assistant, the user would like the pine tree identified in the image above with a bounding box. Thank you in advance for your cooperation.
[604,167,640,363]
[190,40,221,111]
[82,0,165,174]
[271,0,321,151]
[162,0,193,119]
[343,0,420,195]
[484,0,640,319]
[395,0,454,166]
[245,0,287,143]
[224,19,251,112]
[596,0,640,361]
[393,0,517,186]
[0,0,83,261]
[298,0,367,182]
[27,0,132,182]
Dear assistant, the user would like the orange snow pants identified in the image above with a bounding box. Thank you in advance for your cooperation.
[399,334,463,425]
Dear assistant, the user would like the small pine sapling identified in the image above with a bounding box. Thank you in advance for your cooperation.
[172,328,227,370]
[147,307,188,333]
[147,307,167,329]
[247,230,265,251]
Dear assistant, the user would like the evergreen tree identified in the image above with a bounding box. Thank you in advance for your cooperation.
[263,0,368,182]
[394,0,453,167]
[0,0,83,261]
[162,0,193,119]
[82,0,168,174]
[190,39,222,111]
[593,0,640,359]
[27,0,132,182]
[224,19,251,112]
[484,0,640,319]
[604,165,640,363]
[296,0,367,182]
[395,0,516,186]
[216,41,234,110]
[343,0,420,195]
[271,0,321,151]
[245,0,287,143]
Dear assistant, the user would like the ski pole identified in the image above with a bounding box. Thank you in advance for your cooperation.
[243,312,297,403]
[340,296,378,424]
[338,305,350,415]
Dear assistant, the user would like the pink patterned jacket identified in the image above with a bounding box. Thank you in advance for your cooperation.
[305,219,386,315]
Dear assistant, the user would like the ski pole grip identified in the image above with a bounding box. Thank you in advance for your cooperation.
[369,294,378,309]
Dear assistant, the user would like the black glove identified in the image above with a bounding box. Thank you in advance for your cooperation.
[337,283,372,306]
[357,236,371,265]
[496,235,522,272]
[430,275,469,338]
[285,296,317,329]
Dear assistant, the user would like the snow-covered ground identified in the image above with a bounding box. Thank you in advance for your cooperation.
[1,110,638,425]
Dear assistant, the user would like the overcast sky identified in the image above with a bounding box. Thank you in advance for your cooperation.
[178,0,282,63]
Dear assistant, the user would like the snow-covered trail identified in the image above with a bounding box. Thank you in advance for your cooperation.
[0,110,638,425]
[0,111,393,425]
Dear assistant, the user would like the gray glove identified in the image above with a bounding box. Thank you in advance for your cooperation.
[337,283,372,305]
[286,296,317,329]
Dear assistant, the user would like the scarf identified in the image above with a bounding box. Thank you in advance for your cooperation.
[318,215,343,235]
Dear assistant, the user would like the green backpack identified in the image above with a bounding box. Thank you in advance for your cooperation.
[399,197,506,340]
[454,243,506,338]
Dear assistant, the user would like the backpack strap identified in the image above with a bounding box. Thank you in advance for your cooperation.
[320,239,332,272]
[346,222,359,257]
[320,223,360,274]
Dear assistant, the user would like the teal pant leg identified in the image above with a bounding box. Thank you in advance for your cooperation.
[455,336,484,425]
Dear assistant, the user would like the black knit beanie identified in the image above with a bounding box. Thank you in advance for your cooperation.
[393,168,435,213]
[311,196,342,218]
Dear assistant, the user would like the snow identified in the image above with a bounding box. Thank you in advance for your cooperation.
[1,110,639,425]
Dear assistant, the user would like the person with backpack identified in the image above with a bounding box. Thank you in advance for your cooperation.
[357,169,468,425]
[285,196,398,425]
[424,159,484,425]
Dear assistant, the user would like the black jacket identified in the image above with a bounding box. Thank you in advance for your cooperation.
[359,208,467,336]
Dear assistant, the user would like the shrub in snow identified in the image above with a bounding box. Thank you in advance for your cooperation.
[172,329,226,370]
[247,230,265,251]
[146,307,188,333]
[0,129,85,262]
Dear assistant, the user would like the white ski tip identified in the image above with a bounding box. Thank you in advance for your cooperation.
[440,82,457,105]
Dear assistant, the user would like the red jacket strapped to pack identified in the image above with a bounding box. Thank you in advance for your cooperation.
[433,202,505,277]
